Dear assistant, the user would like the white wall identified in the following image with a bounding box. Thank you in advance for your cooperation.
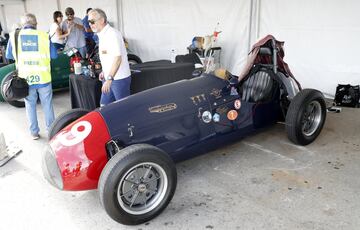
[25,0,58,31]
[0,0,25,32]
[59,0,120,29]
[0,0,118,33]
[258,0,360,96]
[122,0,251,74]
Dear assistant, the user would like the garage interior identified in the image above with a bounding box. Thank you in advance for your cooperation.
[1,92,359,229]
[0,0,359,229]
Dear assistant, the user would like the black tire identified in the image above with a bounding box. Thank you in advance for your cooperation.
[127,54,142,65]
[99,144,177,225]
[48,108,89,140]
[285,89,326,145]
[1,70,25,108]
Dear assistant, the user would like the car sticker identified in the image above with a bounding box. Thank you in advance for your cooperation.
[230,87,238,96]
[190,94,206,105]
[149,103,177,113]
[227,110,238,121]
[202,111,212,123]
[212,113,220,122]
[234,99,241,110]
[210,88,222,99]
[216,106,228,115]
[128,124,134,137]
[58,121,92,147]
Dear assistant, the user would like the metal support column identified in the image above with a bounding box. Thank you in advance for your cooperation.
[116,0,125,36]
[247,0,261,52]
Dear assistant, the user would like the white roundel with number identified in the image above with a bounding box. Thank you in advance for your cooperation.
[58,121,92,147]
[234,99,241,110]
[202,111,212,123]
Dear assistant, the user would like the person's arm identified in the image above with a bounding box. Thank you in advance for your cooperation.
[85,27,93,33]
[5,40,14,60]
[57,26,71,39]
[73,18,84,31]
[61,22,68,34]
[82,18,93,33]
[102,56,122,93]
[108,56,122,78]
[73,23,84,30]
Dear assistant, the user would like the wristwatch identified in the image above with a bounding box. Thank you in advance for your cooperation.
[106,75,113,81]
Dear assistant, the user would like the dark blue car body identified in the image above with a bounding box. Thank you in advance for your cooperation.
[99,73,281,162]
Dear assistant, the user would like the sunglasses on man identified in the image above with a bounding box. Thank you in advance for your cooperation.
[88,19,99,25]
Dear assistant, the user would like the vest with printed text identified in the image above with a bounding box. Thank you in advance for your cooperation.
[10,29,51,85]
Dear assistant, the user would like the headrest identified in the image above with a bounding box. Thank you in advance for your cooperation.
[259,47,272,56]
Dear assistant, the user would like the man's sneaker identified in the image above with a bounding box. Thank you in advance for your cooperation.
[32,134,40,140]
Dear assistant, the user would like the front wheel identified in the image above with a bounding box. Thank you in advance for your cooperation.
[99,144,177,225]
[285,89,326,145]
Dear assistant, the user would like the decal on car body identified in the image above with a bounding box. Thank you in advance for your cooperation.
[149,103,177,113]
[227,110,238,121]
[210,88,222,99]
[213,113,220,122]
[58,121,92,146]
[216,106,228,115]
[230,87,238,96]
[234,99,241,110]
[202,111,212,123]
[190,94,206,105]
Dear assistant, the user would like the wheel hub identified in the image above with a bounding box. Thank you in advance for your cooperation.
[302,101,322,136]
[117,162,168,215]
[137,183,147,193]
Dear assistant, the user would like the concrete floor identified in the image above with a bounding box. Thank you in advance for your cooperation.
[0,90,359,230]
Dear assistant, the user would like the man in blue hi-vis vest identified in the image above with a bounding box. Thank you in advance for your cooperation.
[6,13,58,140]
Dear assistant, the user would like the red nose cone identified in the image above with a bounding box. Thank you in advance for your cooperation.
[49,111,111,191]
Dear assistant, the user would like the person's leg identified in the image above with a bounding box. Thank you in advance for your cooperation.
[38,84,55,131]
[111,77,131,101]
[24,88,40,136]
[100,81,116,106]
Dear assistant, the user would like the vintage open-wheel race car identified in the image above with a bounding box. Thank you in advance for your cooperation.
[42,35,327,225]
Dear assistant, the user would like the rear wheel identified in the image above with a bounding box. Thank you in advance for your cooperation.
[127,54,142,65]
[99,144,177,225]
[285,89,326,145]
[48,108,89,140]
[1,70,25,108]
